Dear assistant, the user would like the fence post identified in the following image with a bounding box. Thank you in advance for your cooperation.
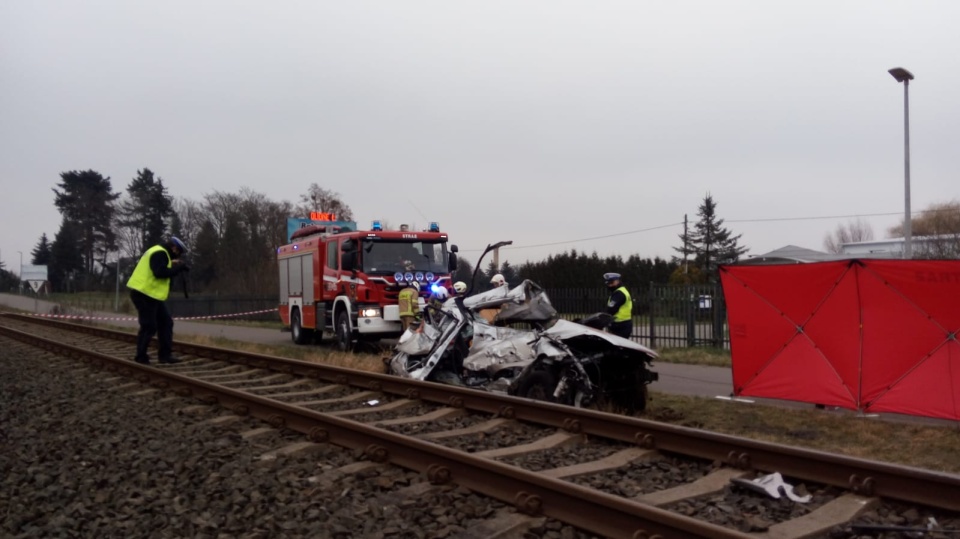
[648,282,656,349]
[686,284,696,347]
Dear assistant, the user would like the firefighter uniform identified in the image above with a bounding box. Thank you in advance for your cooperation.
[398,283,419,331]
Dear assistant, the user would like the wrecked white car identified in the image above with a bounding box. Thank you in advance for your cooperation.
[387,279,658,412]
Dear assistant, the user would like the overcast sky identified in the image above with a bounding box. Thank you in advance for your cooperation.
[2,1,959,275]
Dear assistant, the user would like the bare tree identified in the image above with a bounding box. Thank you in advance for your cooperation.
[889,200,960,259]
[295,184,354,221]
[823,219,874,254]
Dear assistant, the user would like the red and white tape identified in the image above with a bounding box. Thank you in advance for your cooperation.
[11,308,277,322]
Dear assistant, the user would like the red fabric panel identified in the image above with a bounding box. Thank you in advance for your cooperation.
[858,266,951,405]
[721,259,960,421]
[801,267,863,406]
[865,342,960,420]
[737,337,857,408]
[721,262,853,398]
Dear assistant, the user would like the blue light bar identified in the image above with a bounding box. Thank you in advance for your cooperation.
[428,222,440,232]
[371,220,383,231]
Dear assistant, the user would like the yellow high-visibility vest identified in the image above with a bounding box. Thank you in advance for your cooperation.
[126,245,172,301]
[612,286,633,323]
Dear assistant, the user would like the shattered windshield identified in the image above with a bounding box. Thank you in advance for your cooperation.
[361,240,449,274]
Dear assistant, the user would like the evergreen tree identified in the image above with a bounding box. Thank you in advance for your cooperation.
[116,168,174,256]
[499,261,519,287]
[684,194,748,281]
[452,256,476,291]
[31,233,53,265]
[49,219,85,292]
[52,170,120,288]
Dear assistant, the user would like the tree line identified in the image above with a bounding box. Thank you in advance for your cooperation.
[15,169,749,296]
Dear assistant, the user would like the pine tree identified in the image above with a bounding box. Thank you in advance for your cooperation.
[52,170,119,288]
[31,233,53,265]
[686,194,748,280]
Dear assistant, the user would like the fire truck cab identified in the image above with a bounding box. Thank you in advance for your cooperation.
[277,222,458,351]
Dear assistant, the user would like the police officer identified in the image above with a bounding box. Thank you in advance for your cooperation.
[397,281,420,331]
[603,272,633,340]
[127,237,190,364]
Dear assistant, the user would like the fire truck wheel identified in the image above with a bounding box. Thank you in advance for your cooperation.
[291,309,314,345]
[335,310,354,352]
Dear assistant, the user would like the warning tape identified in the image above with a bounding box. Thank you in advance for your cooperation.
[11,308,277,322]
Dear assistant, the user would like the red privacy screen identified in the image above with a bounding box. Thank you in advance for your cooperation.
[720,260,960,420]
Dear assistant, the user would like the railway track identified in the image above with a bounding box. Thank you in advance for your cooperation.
[2,312,958,539]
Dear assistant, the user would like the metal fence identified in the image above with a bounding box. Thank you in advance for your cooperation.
[163,284,729,349]
[546,283,728,349]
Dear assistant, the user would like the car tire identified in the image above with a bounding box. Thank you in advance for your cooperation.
[291,309,314,345]
[335,310,353,352]
[514,369,559,403]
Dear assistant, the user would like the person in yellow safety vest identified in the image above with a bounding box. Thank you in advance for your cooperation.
[126,237,190,365]
[397,281,420,332]
[603,272,633,340]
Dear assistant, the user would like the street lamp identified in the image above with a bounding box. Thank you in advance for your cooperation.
[888,67,914,259]
[17,251,23,294]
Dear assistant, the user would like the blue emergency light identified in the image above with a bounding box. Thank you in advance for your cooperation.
[371,220,383,231]
[428,222,440,232]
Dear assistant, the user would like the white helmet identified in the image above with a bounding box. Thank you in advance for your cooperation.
[490,274,506,287]
[410,281,421,292]
[432,286,449,300]
[453,281,467,294]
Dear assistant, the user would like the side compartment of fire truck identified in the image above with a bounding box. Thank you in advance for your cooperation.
[278,246,327,345]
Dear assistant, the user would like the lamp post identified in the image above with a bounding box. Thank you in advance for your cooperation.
[888,67,914,259]
[17,251,23,294]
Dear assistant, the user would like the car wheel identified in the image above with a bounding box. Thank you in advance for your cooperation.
[514,369,558,402]
[612,371,649,413]
[291,309,314,345]
[335,310,353,352]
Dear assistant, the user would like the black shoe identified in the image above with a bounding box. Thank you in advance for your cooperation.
[158,356,181,364]
[134,357,150,365]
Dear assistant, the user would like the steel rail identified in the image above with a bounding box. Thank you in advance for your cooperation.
[0,321,749,539]
[4,313,959,512]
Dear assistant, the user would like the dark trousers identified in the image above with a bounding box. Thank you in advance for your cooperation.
[130,290,174,360]
[609,320,632,340]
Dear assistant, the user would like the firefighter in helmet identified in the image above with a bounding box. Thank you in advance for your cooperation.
[397,281,420,332]
[490,273,507,288]
[453,281,467,296]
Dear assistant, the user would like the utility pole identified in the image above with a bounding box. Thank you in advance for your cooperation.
[683,214,689,275]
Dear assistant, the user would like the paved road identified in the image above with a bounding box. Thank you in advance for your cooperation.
[2,293,952,427]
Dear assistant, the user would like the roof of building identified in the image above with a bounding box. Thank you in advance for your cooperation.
[739,244,901,265]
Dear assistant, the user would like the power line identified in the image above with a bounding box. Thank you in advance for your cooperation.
[459,209,933,254]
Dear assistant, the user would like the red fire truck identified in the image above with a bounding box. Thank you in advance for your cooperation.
[277,221,458,351]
